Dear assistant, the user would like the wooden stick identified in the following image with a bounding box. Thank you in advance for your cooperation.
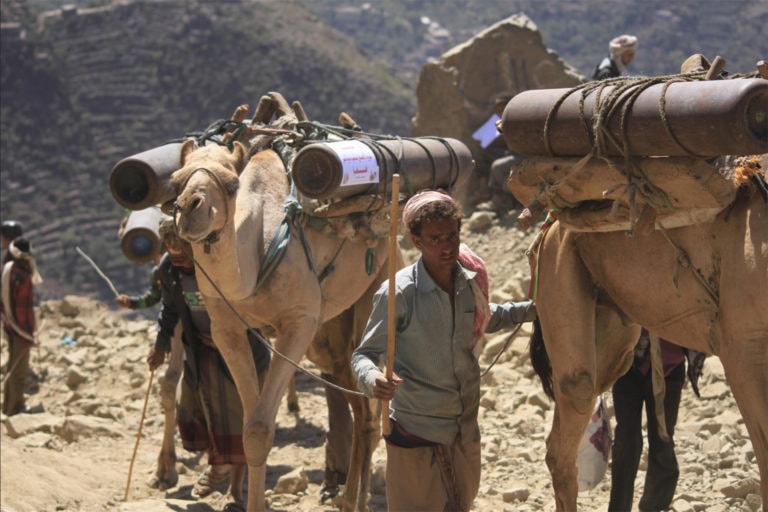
[124,369,155,501]
[382,174,400,436]
[76,246,121,298]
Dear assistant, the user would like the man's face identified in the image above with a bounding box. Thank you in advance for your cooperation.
[411,217,461,275]
[166,245,193,269]
[621,51,635,65]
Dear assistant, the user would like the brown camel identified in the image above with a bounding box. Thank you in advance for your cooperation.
[529,174,767,510]
[168,109,401,512]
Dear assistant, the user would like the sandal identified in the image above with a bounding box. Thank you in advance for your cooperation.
[222,499,245,512]
[191,465,230,499]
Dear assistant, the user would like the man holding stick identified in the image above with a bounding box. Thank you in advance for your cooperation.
[352,190,536,511]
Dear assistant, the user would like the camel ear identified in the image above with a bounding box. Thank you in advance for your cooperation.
[232,141,249,175]
[179,139,198,165]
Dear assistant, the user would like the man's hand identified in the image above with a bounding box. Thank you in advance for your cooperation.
[147,347,166,371]
[115,295,131,309]
[371,374,403,400]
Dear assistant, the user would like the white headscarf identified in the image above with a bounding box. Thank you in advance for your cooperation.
[609,34,638,75]
[8,241,43,285]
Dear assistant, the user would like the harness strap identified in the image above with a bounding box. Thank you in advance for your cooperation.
[526,210,559,300]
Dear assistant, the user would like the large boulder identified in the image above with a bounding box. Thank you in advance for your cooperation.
[411,13,582,205]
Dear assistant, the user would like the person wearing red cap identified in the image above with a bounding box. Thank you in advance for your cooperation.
[352,190,536,511]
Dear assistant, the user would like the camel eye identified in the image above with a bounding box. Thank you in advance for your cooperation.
[190,198,201,210]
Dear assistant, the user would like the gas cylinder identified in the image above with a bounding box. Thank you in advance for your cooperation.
[291,137,474,201]
[110,142,185,211]
[119,207,168,264]
[501,78,768,157]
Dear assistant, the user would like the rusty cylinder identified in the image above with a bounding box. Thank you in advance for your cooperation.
[110,142,185,211]
[501,78,768,157]
[119,207,168,264]
[291,137,474,201]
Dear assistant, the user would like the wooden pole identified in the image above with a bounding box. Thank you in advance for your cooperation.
[382,174,400,436]
[76,246,121,298]
[124,369,155,501]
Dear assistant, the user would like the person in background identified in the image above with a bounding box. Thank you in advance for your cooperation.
[609,330,691,512]
[472,93,523,214]
[351,190,536,511]
[593,34,638,80]
[1,237,41,416]
[147,219,269,508]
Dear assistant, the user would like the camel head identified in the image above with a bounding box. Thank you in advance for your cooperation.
[169,139,247,244]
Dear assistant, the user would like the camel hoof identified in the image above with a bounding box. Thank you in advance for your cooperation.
[319,483,340,503]
[146,468,178,490]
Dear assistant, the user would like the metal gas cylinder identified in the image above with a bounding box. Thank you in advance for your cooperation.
[110,142,185,210]
[119,207,168,264]
[291,137,474,200]
[501,78,768,157]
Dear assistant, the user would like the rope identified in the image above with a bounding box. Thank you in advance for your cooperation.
[657,225,719,304]
[480,322,524,377]
[191,257,366,398]
[540,73,729,231]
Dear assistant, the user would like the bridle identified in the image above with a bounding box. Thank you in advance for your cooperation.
[173,167,232,253]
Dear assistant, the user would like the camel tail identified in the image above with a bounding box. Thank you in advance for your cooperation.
[529,318,554,401]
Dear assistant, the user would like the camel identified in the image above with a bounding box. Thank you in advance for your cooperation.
[167,96,401,511]
[148,321,357,501]
[528,169,768,510]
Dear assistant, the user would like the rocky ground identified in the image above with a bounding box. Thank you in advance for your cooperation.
[0,209,763,512]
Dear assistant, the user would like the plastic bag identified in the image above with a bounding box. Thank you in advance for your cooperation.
[576,394,612,492]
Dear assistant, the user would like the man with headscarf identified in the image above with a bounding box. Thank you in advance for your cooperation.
[593,34,638,80]
[1,237,41,416]
[1,220,23,265]
[351,190,536,511]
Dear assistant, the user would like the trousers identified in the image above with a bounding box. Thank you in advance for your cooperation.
[608,361,685,512]
[385,435,480,512]
[2,331,31,416]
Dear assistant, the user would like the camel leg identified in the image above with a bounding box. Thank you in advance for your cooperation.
[286,373,299,413]
[320,372,353,502]
[717,334,768,506]
[536,226,609,511]
[223,312,318,512]
[149,323,183,489]
[338,371,378,512]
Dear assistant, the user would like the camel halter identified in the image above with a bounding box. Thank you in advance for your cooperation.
[173,167,231,253]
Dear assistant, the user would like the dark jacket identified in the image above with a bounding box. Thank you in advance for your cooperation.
[153,254,269,389]
[592,57,621,80]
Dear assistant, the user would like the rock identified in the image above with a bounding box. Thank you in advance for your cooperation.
[743,493,762,512]
[670,498,695,512]
[502,485,530,502]
[717,477,760,499]
[466,211,495,232]
[56,415,123,442]
[66,367,88,389]
[411,14,582,205]
[3,412,60,438]
[272,467,308,495]
[59,296,82,317]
